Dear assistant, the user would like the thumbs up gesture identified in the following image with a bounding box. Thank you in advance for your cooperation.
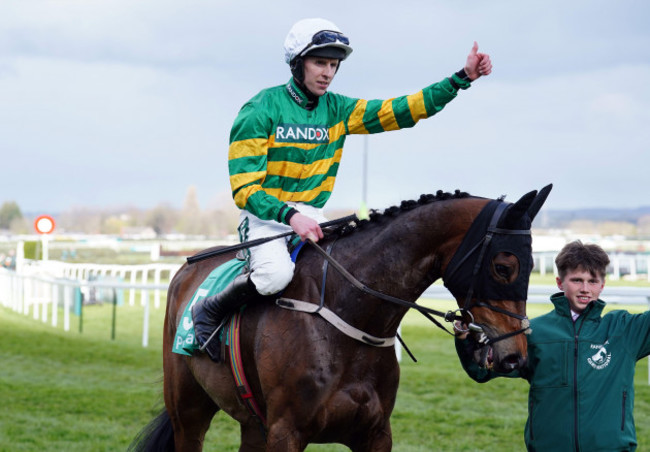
[464,41,492,81]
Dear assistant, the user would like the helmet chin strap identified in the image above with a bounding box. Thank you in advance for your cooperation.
[290,57,305,84]
[289,58,319,110]
[290,55,342,104]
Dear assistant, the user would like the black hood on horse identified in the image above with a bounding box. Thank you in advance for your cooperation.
[443,186,550,304]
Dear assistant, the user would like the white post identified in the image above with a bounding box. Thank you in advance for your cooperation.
[612,256,620,281]
[63,285,71,332]
[41,235,49,261]
[16,240,24,274]
[30,281,37,319]
[142,294,149,348]
[539,255,546,277]
[141,269,149,307]
[150,243,160,261]
[14,270,23,313]
[129,268,136,306]
[52,283,58,327]
[154,267,161,309]
[40,281,48,323]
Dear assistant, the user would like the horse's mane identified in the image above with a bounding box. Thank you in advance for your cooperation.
[332,189,471,237]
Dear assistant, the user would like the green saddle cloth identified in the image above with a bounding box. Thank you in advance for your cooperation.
[172,258,247,356]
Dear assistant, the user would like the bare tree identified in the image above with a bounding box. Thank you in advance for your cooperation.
[0,201,22,229]
[146,203,179,236]
[177,185,204,236]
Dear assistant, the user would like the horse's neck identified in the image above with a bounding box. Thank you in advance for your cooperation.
[329,201,469,334]
[358,203,463,297]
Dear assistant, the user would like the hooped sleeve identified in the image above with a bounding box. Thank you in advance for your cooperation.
[228,103,294,224]
[343,73,472,136]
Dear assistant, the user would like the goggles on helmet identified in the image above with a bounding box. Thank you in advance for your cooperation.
[300,30,350,57]
[313,30,350,45]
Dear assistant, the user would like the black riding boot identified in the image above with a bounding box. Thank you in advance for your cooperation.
[191,272,259,362]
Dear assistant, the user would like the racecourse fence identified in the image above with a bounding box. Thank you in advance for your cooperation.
[1,254,649,384]
[534,251,650,281]
[0,260,180,347]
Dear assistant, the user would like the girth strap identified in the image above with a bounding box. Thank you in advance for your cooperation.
[276,298,396,347]
[228,311,267,429]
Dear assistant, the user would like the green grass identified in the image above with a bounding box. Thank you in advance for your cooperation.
[0,298,648,451]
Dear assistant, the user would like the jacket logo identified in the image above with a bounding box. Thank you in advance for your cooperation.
[275,123,330,144]
[588,342,611,370]
[286,82,303,105]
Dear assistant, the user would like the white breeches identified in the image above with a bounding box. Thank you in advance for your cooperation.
[239,203,327,295]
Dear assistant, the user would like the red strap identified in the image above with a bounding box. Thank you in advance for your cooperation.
[228,312,267,426]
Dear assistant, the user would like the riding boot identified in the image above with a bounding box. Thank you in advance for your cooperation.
[191,272,260,362]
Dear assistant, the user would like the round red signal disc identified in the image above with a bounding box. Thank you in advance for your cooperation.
[34,215,56,234]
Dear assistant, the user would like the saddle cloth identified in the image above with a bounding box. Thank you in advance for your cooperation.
[171,239,306,356]
[171,258,247,356]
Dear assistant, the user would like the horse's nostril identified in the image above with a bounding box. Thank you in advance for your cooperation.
[519,355,528,369]
[501,353,524,371]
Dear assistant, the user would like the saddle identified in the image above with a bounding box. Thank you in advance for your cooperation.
[171,237,306,357]
[171,257,248,357]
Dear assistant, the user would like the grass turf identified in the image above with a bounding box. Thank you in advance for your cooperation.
[0,298,648,451]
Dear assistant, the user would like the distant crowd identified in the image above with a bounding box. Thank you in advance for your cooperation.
[1,250,16,270]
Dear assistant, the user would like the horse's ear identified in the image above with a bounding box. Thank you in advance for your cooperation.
[498,190,538,228]
[527,184,553,221]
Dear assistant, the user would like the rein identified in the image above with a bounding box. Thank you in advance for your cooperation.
[304,238,463,332]
[301,198,533,348]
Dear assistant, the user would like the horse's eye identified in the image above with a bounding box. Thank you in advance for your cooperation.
[492,252,520,283]
[495,264,510,279]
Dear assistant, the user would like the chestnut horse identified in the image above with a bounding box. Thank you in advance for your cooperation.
[131,186,551,452]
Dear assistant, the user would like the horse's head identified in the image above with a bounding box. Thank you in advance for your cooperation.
[443,184,552,373]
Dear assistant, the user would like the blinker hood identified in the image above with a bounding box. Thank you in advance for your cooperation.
[443,199,533,304]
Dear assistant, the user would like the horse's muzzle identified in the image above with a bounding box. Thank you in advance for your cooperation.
[496,352,527,372]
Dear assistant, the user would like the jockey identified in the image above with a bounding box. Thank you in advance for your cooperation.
[192,17,493,360]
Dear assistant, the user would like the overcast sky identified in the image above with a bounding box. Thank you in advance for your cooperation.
[2,0,650,216]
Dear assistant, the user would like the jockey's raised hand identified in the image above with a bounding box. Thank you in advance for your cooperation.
[290,212,324,242]
[464,41,492,81]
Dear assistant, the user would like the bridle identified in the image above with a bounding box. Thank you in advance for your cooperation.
[302,199,533,346]
[443,200,532,345]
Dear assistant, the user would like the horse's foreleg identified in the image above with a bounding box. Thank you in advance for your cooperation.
[237,419,267,452]
[170,400,218,452]
[264,429,304,452]
[350,422,393,452]
[263,417,315,452]
[164,353,218,452]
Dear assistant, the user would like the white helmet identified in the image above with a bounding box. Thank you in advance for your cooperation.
[284,18,353,64]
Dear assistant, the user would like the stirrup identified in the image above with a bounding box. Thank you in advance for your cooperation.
[199,317,228,353]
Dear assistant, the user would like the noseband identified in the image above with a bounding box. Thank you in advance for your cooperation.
[444,200,532,345]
